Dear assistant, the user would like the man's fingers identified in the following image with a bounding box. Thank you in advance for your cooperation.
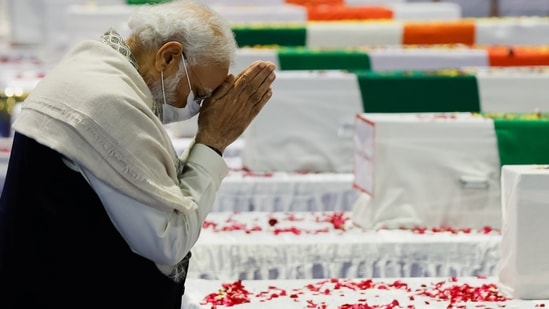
[210,74,235,100]
[196,61,276,152]
[257,88,273,110]
[235,62,276,105]
[236,61,276,86]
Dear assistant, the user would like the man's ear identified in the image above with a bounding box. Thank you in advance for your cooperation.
[154,41,183,72]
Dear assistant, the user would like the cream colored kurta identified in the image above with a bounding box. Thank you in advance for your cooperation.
[13,39,228,280]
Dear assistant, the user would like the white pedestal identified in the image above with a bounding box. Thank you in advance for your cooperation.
[499,165,549,299]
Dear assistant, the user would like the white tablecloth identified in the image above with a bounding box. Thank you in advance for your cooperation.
[174,137,358,212]
[181,276,549,309]
[215,172,357,213]
[188,211,501,281]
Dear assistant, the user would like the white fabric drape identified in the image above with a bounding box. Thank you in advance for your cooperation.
[181,277,549,309]
[352,113,502,230]
[188,211,501,281]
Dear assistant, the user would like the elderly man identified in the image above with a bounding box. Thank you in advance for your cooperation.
[0,0,275,308]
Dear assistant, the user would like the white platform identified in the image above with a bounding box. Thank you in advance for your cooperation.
[188,211,501,281]
[215,172,357,213]
[182,277,549,309]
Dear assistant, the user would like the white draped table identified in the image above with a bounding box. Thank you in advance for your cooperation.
[188,211,502,281]
[181,276,549,309]
[168,137,358,212]
[215,172,357,213]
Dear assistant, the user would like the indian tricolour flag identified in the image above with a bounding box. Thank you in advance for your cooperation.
[352,112,549,230]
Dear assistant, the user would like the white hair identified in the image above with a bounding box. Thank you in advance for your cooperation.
[127,0,237,66]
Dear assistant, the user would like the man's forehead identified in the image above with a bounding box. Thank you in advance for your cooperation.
[192,63,230,90]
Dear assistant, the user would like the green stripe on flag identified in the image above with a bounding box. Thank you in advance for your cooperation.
[232,25,307,47]
[355,70,481,113]
[492,118,549,165]
[277,47,371,71]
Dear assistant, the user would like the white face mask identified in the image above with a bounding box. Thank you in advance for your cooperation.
[161,85,201,124]
[159,55,205,124]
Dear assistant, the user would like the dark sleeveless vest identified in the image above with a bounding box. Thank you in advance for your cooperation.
[0,132,190,309]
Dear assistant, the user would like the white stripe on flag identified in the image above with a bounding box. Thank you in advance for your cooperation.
[476,68,549,113]
[232,48,279,75]
[475,17,549,46]
[389,3,461,21]
[369,47,488,71]
[306,22,403,48]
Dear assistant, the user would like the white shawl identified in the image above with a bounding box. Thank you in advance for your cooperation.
[13,40,195,214]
